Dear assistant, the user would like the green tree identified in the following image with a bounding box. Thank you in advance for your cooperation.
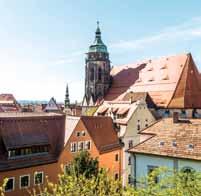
[66,151,99,178]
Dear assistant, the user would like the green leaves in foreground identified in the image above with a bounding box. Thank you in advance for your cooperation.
[39,167,201,196]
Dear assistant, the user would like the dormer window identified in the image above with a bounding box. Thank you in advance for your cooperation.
[188,144,194,150]
[172,141,177,147]
[160,64,167,69]
[148,77,154,82]
[159,141,165,147]
[147,66,153,71]
[162,75,169,80]
[8,145,49,159]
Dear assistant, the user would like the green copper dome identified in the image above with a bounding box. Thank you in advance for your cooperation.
[88,22,108,53]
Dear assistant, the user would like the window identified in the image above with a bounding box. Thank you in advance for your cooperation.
[4,177,14,192]
[181,167,195,183]
[20,175,30,189]
[145,124,148,127]
[78,141,84,151]
[34,172,43,185]
[181,167,194,174]
[159,141,165,147]
[128,140,133,148]
[188,144,194,150]
[81,131,86,136]
[164,110,170,117]
[8,145,49,158]
[64,164,69,174]
[172,141,177,147]
[76,132,80,137]
[70,142,77,152]
[115,153,119,161]
[90,68,94,81]
[137,124,140,131]
[128,174,132,184]
[128,156,131,165]
[147,166,159,184]
[114,173,119,180]
[98,67,102,81]
[85,141,91,150]
[181,109,186,118]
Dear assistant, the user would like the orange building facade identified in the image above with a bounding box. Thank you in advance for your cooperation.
[0,114,122,196]
[60,116,122,179]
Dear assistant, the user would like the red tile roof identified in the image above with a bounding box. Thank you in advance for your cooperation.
[129,118,201,161]
[0,94,16,102]
[105,53,201,108]
[81,116,121,153]
[0,94,21,112]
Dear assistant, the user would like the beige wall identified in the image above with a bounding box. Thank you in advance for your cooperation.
[122,104,156,186]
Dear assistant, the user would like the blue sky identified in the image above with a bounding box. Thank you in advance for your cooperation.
[0,0,201,102]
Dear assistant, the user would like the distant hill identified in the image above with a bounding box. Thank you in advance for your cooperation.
[18,100,48,105]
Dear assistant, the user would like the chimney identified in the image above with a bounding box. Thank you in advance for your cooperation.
[173,112,179,123]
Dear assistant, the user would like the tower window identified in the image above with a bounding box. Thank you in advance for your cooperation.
[90,68,94,81]
[98,67,102,81]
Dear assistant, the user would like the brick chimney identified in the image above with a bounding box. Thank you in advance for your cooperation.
[173,112,179,123]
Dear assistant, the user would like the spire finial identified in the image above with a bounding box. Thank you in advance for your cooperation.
[97,21,99,28]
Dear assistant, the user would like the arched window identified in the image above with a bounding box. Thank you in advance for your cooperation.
[98,67,102,81]
[181,167,195,183]
[90,68,94,81]
[181,166,195,174]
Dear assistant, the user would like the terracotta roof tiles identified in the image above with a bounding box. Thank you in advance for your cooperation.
[80,116,121,153]
[105,53,201,108]
[129,118,201,161]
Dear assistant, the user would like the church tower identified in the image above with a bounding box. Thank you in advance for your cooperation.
[84,22,111,105]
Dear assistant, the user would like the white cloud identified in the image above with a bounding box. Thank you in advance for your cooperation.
[110,16,201,50]
[54,50,84,65]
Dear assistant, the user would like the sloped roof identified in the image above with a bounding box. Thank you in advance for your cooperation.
[0,113,65,171]
[44,97,62,112]
[0,94,21,112]
[105,53,201,108]
[122,92,156,108]
[80,116,121,153]
[129,118,201,161]
[0,94,16,103]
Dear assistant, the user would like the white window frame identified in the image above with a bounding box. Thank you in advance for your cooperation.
[19,174,30,189]
[81,131,86,136]
[4,177,15,192]
[70,142,77,153]
[78,141,84,151]
[34,171,44,185]
[84,140,91,150]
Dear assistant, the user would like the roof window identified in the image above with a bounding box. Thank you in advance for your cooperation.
[188,144,194,150]
[159,141,165,147]
[162,75,169,80]
[148,77,154,82]
[147,66,153,71]
[160,64,167,69]
[172,141,177,147]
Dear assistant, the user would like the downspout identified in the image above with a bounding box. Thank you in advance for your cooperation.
[133,154,137,187]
